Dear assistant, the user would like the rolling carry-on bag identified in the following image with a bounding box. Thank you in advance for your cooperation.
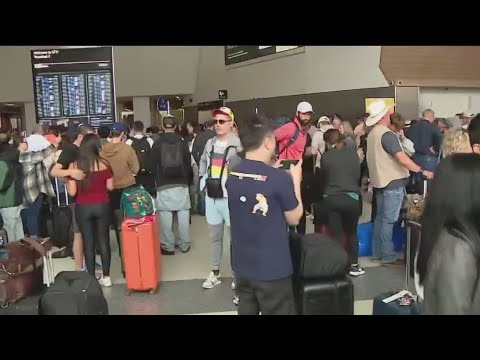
[294,276,354,315]
[121,217,161,295]
[50,178,74,258]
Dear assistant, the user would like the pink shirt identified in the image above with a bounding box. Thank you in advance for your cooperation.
[274,117,309,160]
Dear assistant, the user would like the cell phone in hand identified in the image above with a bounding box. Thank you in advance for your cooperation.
[280,159,299,170]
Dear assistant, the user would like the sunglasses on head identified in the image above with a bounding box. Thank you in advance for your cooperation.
[215,119,232,125]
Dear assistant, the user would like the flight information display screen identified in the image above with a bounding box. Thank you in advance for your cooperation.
[225,46,304,65]
[31,47,116,129]
[35,75,62,118]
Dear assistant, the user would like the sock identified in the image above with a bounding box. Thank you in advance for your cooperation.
[213,270,219,276]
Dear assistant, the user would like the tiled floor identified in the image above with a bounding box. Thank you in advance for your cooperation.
[1,197,411,315]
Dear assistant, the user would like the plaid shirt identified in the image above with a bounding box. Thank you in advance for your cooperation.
[19,145,56,205]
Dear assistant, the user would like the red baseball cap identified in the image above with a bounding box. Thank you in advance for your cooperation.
[212,107,234,122]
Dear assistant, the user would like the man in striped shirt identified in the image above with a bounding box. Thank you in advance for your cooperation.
[198,107,242,297]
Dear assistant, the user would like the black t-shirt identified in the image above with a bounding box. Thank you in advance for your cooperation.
[57,143,79,169]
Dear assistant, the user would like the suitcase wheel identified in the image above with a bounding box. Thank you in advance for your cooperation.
[125,289,132,296]
[149,288,157,295]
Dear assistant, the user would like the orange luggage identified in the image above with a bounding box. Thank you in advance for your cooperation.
[121,219,161,295]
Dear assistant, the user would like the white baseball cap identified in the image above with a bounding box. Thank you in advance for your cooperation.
[317,116,331,126]
[297,101,313,114]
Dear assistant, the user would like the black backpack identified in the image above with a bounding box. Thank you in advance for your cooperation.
[161,140,184,178]
[131,137,153,174]
[273,117,300,158]
[38,271,108,315]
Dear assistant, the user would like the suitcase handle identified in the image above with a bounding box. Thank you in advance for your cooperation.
[406,221,421,292]
[54,177,69,207]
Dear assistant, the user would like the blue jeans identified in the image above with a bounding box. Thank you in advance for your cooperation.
[197,185,206,216]
[25,194,44,237]
[412,153,439,189]
[372,187,405,263]
[158,210,190,252]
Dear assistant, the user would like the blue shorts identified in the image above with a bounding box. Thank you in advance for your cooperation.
[205,196,230,226]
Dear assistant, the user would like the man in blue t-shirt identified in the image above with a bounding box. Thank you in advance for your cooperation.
[226,114,304,315]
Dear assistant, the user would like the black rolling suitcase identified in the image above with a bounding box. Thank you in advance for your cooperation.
[294,276,354,315]
[290,233,354,315]
[50,178,74,258]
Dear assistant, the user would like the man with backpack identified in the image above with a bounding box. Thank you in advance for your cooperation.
[126,121,156,196]
[0,129,25,242]
[151,115,193,255]
[274,102,313,160]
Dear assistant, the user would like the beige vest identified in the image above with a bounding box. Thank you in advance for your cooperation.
[366,124,410,189]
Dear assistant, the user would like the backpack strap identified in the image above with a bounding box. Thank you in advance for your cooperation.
[208,137,216,178]
[219,146,237,180]
[278,123,301,157]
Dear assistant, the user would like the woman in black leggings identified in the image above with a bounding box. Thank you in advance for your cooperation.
[67,134,114,287]
[320,129,364,277]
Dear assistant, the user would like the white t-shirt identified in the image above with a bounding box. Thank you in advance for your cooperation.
[125,134,154,148]
[26,134,55,169]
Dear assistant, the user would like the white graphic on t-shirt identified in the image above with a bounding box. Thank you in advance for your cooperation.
[240,196,246,202]
[252,194,269,216]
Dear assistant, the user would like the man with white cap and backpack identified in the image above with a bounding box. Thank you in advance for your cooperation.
[274,102,313,161]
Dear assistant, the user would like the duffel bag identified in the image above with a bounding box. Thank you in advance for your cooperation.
[0,237,52,308]
[38,271,108,315]
[290,233,349,280]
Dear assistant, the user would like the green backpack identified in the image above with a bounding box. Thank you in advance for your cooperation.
[0,161,16,209]
[121,185,155,219]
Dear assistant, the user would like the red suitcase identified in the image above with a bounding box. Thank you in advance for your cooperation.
[121,219,161,295]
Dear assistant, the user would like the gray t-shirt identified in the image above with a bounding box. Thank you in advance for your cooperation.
[380,132,409,190]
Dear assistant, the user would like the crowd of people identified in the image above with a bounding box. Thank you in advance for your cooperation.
[1,99,480,315]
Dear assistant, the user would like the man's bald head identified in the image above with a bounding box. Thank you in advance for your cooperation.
[422,109,435,122]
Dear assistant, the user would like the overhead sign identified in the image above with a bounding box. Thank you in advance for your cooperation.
[218,90,228,100]
[156,97,169,112]
[225,46,303,66]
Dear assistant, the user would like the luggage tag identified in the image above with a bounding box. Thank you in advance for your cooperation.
[230,172,268,182]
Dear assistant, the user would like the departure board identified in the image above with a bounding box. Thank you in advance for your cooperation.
[34,75,62,118]
[61,74,87,117]
[87,73,113,115]
[31,47,116,128]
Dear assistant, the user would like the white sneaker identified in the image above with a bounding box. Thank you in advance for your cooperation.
[349,265,366,277]
[233,296,239,306]
[231,279,236,291]
[98,276,112,287]
[202,272,221,289]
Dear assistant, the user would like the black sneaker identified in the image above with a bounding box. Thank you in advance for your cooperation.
[349,265,365,277]
[161,249,175,256]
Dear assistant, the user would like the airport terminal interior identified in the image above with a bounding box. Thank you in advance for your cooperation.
[1,46,480,315]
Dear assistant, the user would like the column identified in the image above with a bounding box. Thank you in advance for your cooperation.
[133,97,152,127]
[24,102,37,133]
